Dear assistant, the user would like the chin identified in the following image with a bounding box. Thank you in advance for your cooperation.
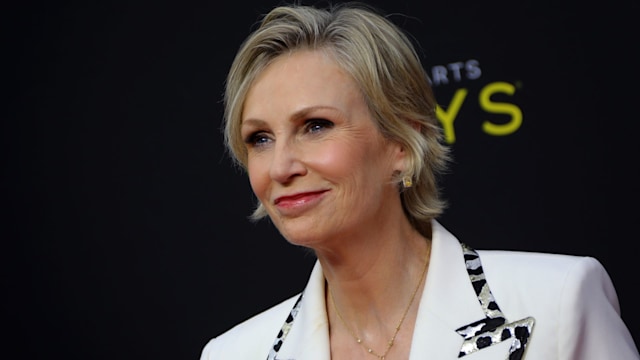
[277,225,327,249]
[280,231,323,248]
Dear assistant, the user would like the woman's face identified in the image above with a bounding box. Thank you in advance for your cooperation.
[241,50,406,248]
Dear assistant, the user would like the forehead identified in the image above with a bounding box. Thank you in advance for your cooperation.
[242,50,364,120]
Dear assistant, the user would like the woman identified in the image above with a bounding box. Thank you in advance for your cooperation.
[201,2,639,359]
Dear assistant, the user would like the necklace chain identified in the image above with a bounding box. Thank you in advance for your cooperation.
[329,247,430,359]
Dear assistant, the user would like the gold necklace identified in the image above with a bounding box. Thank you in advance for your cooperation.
[329,247,430,360]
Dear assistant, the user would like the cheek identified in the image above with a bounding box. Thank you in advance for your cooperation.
[311,141,368,176]
[308,143,382,202]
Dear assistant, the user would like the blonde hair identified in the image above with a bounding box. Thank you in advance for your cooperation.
[223,2,450,237]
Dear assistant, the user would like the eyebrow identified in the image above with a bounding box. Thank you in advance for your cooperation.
[241,118,268,128]
[241,105,339,127]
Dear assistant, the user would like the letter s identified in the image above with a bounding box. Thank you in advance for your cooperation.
[479,82,523,136]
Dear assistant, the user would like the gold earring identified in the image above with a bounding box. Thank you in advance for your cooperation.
[402,176,413,188]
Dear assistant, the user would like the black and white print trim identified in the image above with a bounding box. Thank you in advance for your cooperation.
[267,293,304,360]
[456,243,535,359]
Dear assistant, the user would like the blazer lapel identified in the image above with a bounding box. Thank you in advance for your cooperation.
[409,220,486,359]
[274,262,331,360]
[410,221,534,360]
[455,243,534,359]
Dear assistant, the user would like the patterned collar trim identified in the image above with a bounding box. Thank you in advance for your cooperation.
[456,243,535,359]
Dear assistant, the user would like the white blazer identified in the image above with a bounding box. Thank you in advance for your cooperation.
[201,221,639,359]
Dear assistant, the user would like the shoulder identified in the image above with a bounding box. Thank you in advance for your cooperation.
[476,250,639,358]
[478,249,608,281]
[477,250,614,299]
[200,293,301,360]
[476,249,618,313]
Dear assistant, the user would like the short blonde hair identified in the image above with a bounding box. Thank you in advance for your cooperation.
[223,2,450,237]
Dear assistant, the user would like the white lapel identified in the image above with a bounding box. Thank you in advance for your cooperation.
[411,221,535,359]
[275,262,331,360]
[409,220,487,359]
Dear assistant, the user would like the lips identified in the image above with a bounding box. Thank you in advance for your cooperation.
[273,190,329,214]
[274,190,328,205]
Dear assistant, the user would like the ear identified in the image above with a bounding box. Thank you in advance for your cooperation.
[390,141,410,174]
[392,119,420,174]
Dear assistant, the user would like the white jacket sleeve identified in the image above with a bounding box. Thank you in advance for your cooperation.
[558,257,639,359]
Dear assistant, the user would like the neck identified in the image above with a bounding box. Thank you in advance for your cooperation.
[321,228,431,333]
[323,230,431,359]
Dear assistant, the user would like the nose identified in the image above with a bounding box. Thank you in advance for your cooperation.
[269,138,307,184]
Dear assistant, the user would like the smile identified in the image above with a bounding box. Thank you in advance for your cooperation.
[273,190,329,215]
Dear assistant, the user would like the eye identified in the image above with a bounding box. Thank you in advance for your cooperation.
[244,131,272,147]
[304,118,334,133]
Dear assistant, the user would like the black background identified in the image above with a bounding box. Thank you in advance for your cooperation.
[4,0,638,359]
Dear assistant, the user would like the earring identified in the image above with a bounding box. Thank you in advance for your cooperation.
[402,176,413,188]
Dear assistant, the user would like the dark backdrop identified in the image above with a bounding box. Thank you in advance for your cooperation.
[4,0,638,359]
